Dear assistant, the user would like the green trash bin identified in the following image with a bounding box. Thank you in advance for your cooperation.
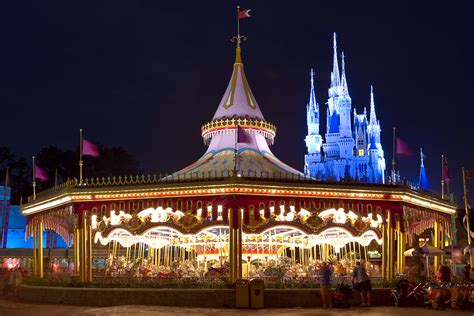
[249,278,264,308]
[235,279,250,308]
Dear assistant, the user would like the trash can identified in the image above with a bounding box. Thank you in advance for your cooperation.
[249,278,265,308]
[235,279,250,308]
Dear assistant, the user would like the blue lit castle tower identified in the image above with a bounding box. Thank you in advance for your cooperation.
[304,34,386,183]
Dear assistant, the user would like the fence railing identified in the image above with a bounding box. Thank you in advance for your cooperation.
[28,170,446,202]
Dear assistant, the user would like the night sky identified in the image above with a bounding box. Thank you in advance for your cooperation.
[1,1,473,199]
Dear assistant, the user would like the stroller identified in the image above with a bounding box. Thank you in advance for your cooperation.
[449,281,472,309]
[427,282,451,309]
[390,278,411,306]
[406,280,429,306]
[333,283,353,308]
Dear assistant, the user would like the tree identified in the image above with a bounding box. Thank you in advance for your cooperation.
[36,144,140,186]
[0,145,140,204]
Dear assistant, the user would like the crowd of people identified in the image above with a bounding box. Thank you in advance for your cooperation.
[0,267,28,296]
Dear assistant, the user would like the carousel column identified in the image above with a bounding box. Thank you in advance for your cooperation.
[228,207,242,283]
[400,227,406,275]
[381,215,387,280]
[237,209,242,279]
[38,219,44,278]
[33,223,37,277]
[229,208,235,283]
[79,219,85,282]
[440,223,445,265]
[88,220,93,281]
[433,221,440,272]
[396,219,405,275]
[73,227,79,273]
[80,210,93,282]
[388,213,395,280]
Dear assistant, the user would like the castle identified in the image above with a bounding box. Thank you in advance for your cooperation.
[304,34,386,183]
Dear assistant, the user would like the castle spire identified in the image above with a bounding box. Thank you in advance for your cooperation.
[306,68,320,136]
[369,85,377,125]
[308,68,317,111]
[331,33,340,88]
[419,148,429,190]
[341,51,349,96]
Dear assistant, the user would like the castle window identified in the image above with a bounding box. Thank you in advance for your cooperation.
[358,149,364,156]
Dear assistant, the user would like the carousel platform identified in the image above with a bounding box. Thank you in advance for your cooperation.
[19,284,391,307]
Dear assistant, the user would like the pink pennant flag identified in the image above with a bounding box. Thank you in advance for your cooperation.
[396,137,412,156]
[443,156,451,183]
[82,138,100,157]
[35,165,48,181]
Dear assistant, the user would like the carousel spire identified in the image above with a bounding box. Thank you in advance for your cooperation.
[211,8,265,122]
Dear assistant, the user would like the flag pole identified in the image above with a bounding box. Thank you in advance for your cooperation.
[79,129,83,185]
[32,156,36,200]
[441,154,445,199]
[55,168,58,188]
[1,167,9,248]
[446,156,451,197]
[237,5,240,45]
[233,5,240,179]
[392,127,396,182]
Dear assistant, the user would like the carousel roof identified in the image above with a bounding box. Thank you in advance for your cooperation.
[212,47,265,121]
[169,44,304,179]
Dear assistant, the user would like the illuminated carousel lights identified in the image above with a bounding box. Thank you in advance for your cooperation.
[91,188,389,200]
[201,119,277,140]
[95,222,382,257]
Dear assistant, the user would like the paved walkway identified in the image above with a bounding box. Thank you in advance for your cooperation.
[0,298,472,316]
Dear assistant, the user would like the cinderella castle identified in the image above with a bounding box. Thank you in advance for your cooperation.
[304,34,386,183]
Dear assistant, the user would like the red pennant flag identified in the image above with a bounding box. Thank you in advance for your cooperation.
[396,137,412,156]
[238,9,251,19]
[237,126,251,143]
[82,139,100,157]
[34,165,48,181]
[465,169,474,180]
[443,157,451,183]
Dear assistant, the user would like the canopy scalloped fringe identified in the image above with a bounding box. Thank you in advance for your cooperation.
[25,221,72,246]
[403,205,451,246]
[25,208,74,246]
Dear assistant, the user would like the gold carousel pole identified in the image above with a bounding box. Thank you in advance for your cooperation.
[381,216,386,280]
[79,212,86,282]
[79,225,83,281]
[433,221,439,273]
[229,208,235,283]
[74,227,79,273]
[387,212,394,280]
[88,216,93,282]
[33,223,37,277]
[38,219,44,278]
[237,208,242,280]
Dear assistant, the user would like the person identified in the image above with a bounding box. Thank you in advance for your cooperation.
[463,262,471,281]
[319,261,333,309]
[352,260,372,307]
[438,264,451,283]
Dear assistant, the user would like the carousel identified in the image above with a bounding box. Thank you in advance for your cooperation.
[21,36,456,284]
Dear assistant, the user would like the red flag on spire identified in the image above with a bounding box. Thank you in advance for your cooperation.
[82,139,100,157]
[237,126,251,143]
[443,156,451,183]
[34,165,48,181]
[396,137,412,156]
[238,9,251,19]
